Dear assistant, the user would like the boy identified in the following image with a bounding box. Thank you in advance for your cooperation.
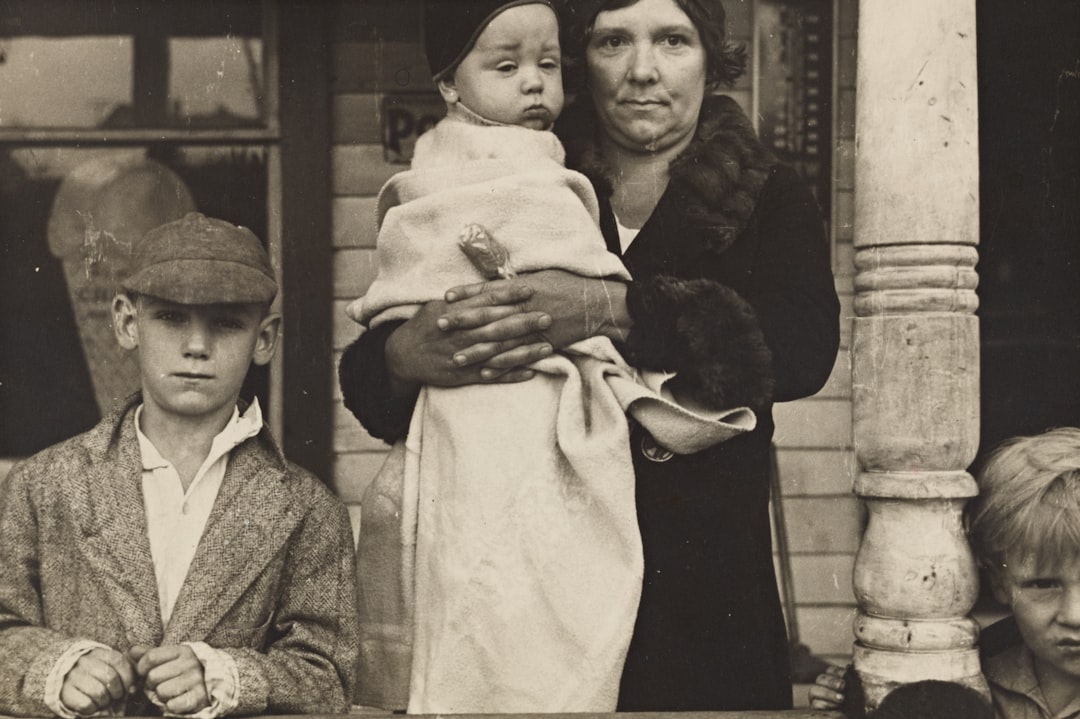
[346,0,751,714]
[811,427,1080,718]
[0,212,359,717]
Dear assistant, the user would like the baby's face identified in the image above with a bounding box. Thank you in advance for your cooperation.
[448,3,564,130]
[996,552,1080,698]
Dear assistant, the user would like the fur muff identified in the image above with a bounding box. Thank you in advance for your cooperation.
[624,276,774,412]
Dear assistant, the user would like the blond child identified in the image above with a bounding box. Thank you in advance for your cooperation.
[811,427,1080,718]
[970,427,1080,717]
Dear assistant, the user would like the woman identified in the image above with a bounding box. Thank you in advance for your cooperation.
[340,0,840,710]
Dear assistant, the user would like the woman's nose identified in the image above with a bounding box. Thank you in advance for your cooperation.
[627,44,660,84]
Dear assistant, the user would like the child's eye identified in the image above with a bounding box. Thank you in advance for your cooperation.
[155,311,185,324]
[1021,578,1064,597]
[214,317,245,330]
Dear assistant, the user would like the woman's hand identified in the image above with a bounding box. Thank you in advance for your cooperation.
[808,663,848,710]
[442,269,631,364]
[385,283,556,392]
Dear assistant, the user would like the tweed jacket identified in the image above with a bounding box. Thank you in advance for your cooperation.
[0,394,360,717]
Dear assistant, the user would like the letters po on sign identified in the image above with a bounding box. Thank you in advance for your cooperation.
[382,93,446,164]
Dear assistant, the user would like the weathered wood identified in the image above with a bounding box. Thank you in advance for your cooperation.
[850,0,985,711]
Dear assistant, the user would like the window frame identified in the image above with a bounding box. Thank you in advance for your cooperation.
[0,0,333,480]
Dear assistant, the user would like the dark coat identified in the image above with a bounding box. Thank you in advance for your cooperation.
[338,94,840,712]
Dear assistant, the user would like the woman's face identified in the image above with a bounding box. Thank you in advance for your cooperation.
[586,0,708,155]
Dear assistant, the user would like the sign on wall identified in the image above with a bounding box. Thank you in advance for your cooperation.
[382,93,446,164]
[756,0,833,219]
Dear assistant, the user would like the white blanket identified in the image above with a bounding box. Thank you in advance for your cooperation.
[349,119,755,713]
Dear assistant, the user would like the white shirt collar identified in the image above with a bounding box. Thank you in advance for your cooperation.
[134,399,264,473]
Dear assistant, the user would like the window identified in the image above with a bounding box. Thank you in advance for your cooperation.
[0,1,332,477]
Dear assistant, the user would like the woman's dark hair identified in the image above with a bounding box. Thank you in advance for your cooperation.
[556,0,747,93]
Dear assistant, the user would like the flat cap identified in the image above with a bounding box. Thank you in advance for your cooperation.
[121,212,277,305]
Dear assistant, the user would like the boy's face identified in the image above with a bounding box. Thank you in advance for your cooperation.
[441,4,564,130]
[994,553,1080,698]
[113,294,280,425]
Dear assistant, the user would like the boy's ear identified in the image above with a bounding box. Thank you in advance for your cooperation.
[112,294,139,351]
[436,76,459,104]
[251,312,282,367]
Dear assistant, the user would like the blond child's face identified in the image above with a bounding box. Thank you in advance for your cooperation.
[994,552,1080,701]
[113,294,279,426]
[441,3,564,130]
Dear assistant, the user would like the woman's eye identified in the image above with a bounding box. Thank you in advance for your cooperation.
[663,34,688,48]
[594,35,626,50]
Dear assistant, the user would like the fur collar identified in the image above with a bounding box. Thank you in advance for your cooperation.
[556,94,777,254]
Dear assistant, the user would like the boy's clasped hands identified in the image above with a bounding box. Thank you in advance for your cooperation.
[60,644,209,716]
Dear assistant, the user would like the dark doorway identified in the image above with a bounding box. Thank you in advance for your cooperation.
[975,0,1080,473]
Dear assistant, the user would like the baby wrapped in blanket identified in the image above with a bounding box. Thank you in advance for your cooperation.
[345,1,755,713]
[347,115,756,714]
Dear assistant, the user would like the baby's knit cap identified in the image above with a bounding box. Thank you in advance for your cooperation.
[424,0,555,81]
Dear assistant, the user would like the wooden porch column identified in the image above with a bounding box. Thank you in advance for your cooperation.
[850,0,986,709]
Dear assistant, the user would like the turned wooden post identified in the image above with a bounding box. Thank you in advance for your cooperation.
[850,0,986,709]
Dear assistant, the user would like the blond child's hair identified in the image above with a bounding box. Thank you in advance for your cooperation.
[967,427,1080,577]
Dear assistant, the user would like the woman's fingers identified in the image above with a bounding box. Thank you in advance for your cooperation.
[478,342,554,370]
[451,333,553,368]
[438,304,550,334]
[444,279,533,305]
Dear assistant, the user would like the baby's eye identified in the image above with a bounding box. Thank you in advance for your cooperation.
[540,58,560,70]
[496,62,517,73]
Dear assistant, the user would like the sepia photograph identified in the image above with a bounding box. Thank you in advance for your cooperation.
[0,0,1077,716]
